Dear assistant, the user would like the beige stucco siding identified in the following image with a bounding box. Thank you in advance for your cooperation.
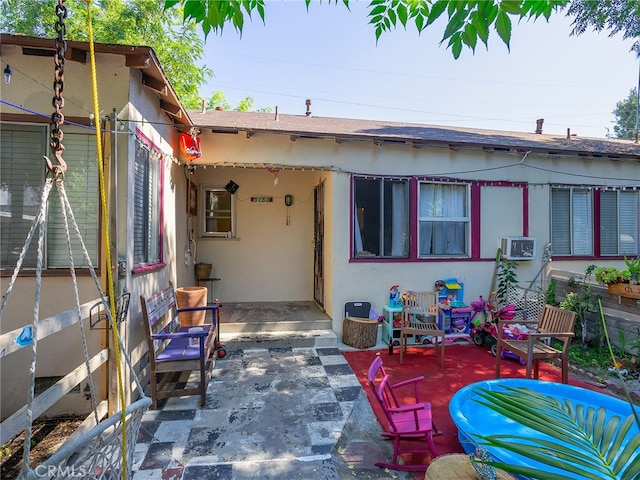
[191,166,317,302]
[191,128,638,339]
[1,44,185,417]
[1,46,133,417]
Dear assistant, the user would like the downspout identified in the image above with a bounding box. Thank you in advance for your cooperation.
[108,108,125,413]
[112,108,122,294]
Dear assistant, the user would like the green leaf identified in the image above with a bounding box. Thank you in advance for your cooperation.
[426,0,447,27]
[471,11,489,46]
[462,22,477,50]
[478,436,615,479]
[184,0,206,21]
[415,13,424,32]
[494,9,512,50]
[369,14,383,25]
[387,7,397,26]
[479,1,499,26]
[396,2,407,26]
[369,4,387,16]
[441,8,469,41]
[620,451,640,480]
[500,0,522,15]
[450,32,462,58]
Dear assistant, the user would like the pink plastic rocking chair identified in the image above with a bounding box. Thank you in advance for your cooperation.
[367,355,439,471]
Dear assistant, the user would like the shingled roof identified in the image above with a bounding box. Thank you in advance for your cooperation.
[188,109,640,162]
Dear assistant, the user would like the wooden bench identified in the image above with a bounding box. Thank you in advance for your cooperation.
[140,286,220,409]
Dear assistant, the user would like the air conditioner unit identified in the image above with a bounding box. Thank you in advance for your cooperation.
[500,237,536,260]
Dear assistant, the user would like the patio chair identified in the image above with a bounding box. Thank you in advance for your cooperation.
[367,357,439,471]
[495,304,576,384]
[399,291,445,367]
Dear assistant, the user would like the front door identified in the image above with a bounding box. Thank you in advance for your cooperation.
[313,182,324,308]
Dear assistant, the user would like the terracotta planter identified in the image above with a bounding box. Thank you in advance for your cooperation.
[176,286,208,326]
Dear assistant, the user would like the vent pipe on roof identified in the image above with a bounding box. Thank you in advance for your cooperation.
[305,99,312,117]
[201,98,206,113]
[535,118,544,134]
[275,106,279,121]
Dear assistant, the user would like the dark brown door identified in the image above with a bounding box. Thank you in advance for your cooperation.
[313,182,324,307]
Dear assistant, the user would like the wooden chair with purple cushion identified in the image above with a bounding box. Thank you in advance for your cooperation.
[140,286,220,409]
[367,354,439,471]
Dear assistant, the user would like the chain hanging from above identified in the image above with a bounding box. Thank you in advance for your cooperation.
[44,0,68,177]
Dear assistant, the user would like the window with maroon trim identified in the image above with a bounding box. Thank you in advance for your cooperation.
[352,177,473,259]
[133,137,163,267]
[353,177,409,258]
[551,187,593,256]
[551,186,639,257]
[418,182,470,257]
[600,189,638,256]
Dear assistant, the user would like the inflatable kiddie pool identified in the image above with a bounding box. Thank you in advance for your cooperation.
[449,378,640,479]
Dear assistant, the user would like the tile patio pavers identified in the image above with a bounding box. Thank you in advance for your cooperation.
[131,346,405,479]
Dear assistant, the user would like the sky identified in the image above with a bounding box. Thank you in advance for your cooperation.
[196,1,638,139]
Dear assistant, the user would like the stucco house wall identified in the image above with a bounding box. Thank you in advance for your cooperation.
[0,35,190,418]
[2,34,639,421]
[191,166,317,302]
[188,110,640,340]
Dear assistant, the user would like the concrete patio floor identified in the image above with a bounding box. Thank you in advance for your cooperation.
[131,345,414,480]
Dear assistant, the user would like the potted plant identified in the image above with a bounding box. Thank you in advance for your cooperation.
[593,266,629,286]
[593,261,640,299]
[624,255,640,285]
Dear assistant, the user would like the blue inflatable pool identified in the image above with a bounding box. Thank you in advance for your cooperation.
[449,378,640,479]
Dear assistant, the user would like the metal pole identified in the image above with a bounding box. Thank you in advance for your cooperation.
[636,53,639,143]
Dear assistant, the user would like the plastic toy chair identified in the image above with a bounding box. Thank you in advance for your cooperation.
[367,354,441,433]
[367,355,439,471]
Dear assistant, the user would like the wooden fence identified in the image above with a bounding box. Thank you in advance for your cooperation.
[0,298,111,446]
[550,269,640,352]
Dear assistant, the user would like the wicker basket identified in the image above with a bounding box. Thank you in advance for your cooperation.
[195,263,212,280]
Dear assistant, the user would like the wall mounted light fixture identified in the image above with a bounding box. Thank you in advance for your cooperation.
[3,65,12,84]
[225,180,239,194]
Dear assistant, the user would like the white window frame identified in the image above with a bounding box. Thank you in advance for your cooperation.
[0,123,99,270]
[418,181,470,258]
[201,186,235,238]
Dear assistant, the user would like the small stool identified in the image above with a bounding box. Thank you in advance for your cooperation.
[342,317,378,349]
